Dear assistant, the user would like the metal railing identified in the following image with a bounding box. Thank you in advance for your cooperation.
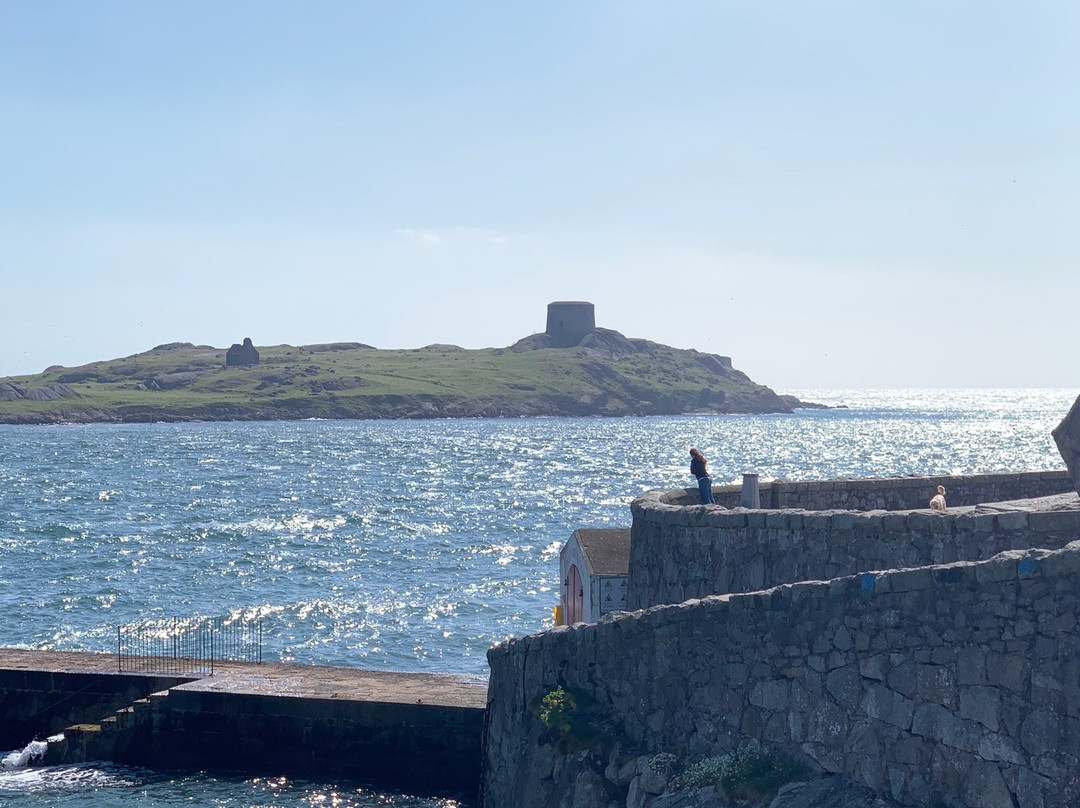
[117,616,263,675]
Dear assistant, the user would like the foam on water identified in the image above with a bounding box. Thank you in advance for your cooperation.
[0,761,138,792]
[1,739,48,769]
[0,764,460,806]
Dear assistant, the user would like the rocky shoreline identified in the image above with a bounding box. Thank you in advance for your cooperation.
[0,391,824,425]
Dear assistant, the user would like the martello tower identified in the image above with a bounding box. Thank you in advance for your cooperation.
[545,301,596,348]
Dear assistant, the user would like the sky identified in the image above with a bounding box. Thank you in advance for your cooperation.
[1,1,1078,389]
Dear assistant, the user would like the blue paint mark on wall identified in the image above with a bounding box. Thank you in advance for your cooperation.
[861,573,876,595]
[1018,557,1039,576]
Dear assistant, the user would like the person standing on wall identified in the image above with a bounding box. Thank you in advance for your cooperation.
[689,448,714,504]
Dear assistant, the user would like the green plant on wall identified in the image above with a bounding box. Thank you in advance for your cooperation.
[538,687,576,734]
[530,686,612,754]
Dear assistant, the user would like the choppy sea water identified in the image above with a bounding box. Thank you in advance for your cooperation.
[0,388,1075,806]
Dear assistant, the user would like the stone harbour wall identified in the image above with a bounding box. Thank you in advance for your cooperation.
[0,667,188,750]
[630,475,1080,611]
[483,542,1080,808]
[98,686,485,797]
[671,470,1073,512]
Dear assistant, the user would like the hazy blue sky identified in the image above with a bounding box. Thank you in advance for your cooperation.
[2,1,1078,389]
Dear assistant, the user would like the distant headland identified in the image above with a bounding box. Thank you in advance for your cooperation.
[0,302,823,425]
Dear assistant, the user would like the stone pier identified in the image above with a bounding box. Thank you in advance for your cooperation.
[0,649,486,800]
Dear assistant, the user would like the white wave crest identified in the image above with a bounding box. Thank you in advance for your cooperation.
[1,739,47,769]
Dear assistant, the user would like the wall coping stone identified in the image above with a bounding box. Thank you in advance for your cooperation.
[634,473,1079,522]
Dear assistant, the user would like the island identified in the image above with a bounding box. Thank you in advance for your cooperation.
[0,302,821,425]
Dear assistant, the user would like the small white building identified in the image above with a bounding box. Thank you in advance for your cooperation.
[558,529,630,625]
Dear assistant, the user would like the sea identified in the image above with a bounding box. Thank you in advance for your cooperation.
[0,388,1075,806]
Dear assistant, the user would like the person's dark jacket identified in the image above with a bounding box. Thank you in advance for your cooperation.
[691,456,708,480]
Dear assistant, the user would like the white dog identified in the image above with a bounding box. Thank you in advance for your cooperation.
[929,485,947,512]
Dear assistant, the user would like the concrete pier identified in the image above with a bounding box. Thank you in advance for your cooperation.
[0,649,486,800]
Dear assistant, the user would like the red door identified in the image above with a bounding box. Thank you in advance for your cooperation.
[568,564,583,624]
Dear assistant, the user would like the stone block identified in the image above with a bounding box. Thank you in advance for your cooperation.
[975,552,1023,583]
[860,684,914,730]
[978,732,1025,765]
[1020,710,1059,757]
[986,652,1029,693]
[887,765,907,803]
[907,512,933,532]
[933,563,969,585]
[889,567,935,593]
[916,664,957,708]
[639,762,668,794]
[930,514,953,534]
[883,513,908,533]
[1017,766,1049,808]
[1031,752,1069,780]
[830,512,856,531]
[886,661,917,699]
[959,685,1001,731]
[765,512,788,529]
[702,508,732,527]
[806,699,849,746]
[714,511,747,529]
[833,626,854,652]
[610,756,638,786]
[931,746,974,795]
[889,736,928,771]
[1041,545,1080,577]
[996,510,1029,531]
[854,753,887,792]
[964,759,1016,808]
[853,630,870,652]
[684,506,712,527]
[1051,393,1080,496]
[626,776,648,808]
[749,679,790,710]
[859,654,889,682]
[572,769,611,808]
[1029,510,1080,533]
[906,772,932,805]
[825,665,860,712]
[929,646,954,665]
[852,512,882,537]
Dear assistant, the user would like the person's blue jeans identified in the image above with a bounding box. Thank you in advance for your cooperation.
[698,476,714,504]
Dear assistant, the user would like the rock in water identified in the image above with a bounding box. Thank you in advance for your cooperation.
[226,338,259,367]
[1052,393,1080,496]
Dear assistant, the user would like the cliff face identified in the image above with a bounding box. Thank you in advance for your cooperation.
[0,333,817,425]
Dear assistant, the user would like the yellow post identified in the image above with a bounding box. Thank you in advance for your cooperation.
[553,604,564,626]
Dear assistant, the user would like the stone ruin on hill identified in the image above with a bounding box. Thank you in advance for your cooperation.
[225,338,259,367]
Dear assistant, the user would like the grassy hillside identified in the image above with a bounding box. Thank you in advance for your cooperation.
[0,331,811,424]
